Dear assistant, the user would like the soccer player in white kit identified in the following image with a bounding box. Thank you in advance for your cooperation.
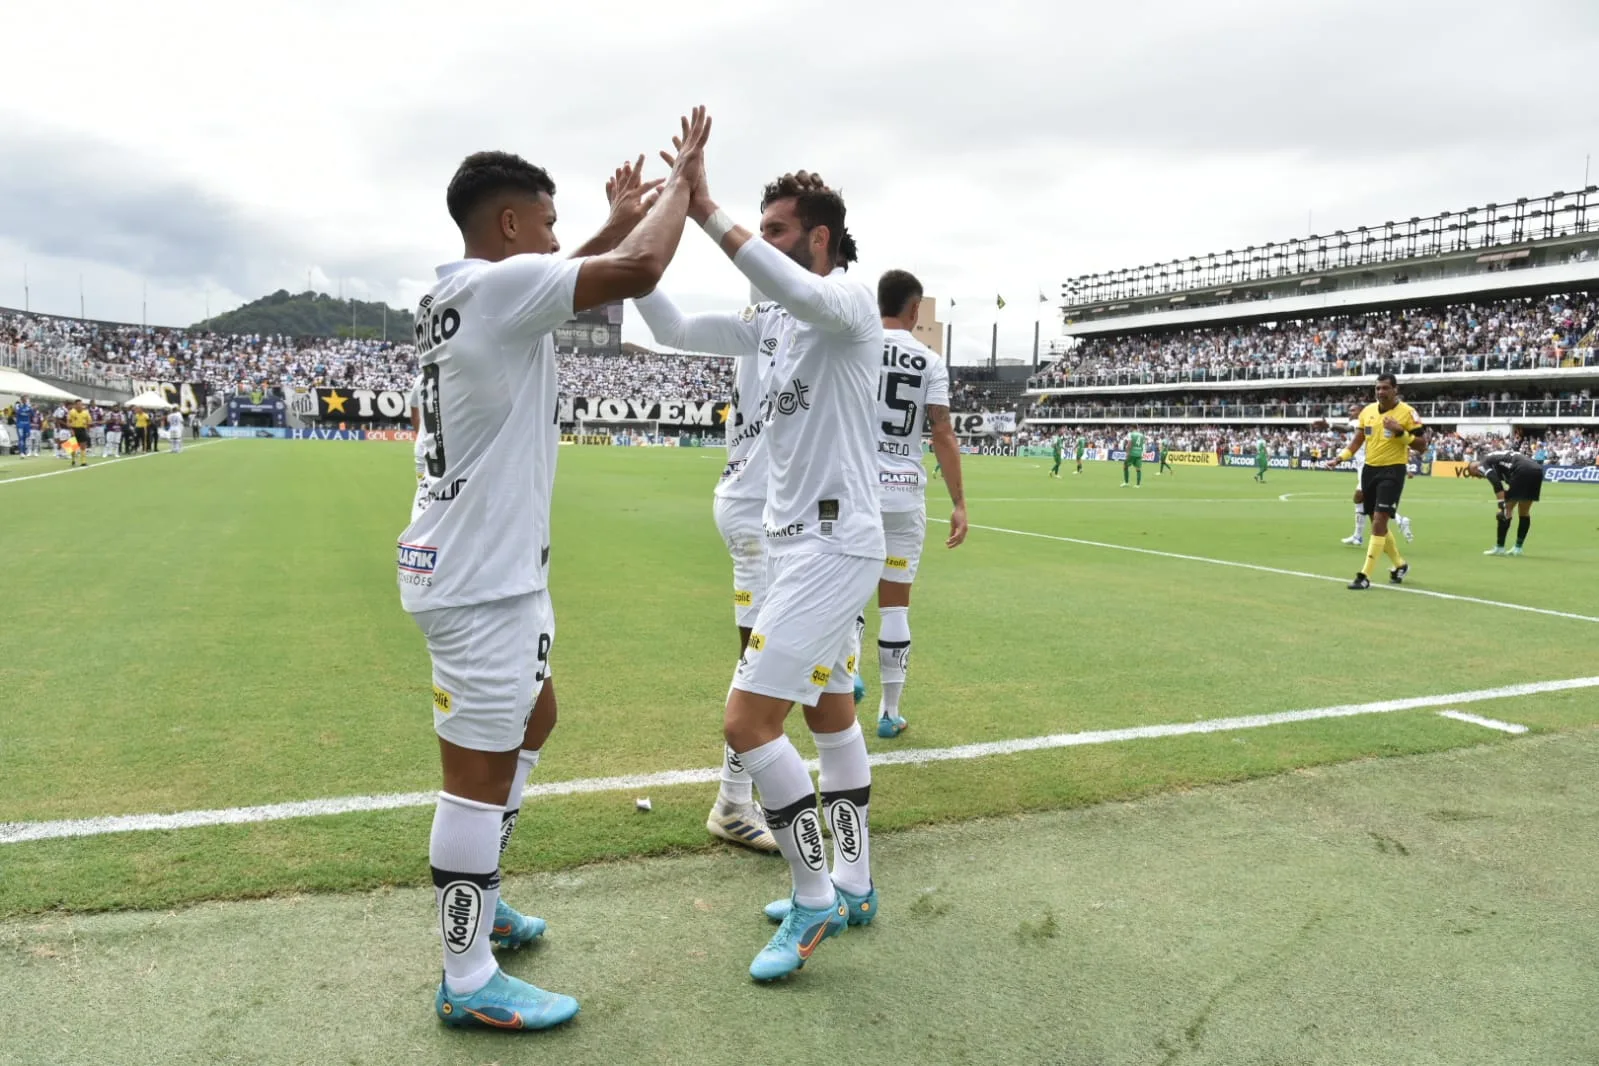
[658,161,885,980]
[166,409,185,453]
[630,286,787,854]
[397,109,710,1032]
[869,270,968,737]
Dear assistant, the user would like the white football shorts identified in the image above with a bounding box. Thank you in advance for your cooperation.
[413,590,554,752]
[714,494,767,628]
[880,506,928,584]
[734,552,880,707]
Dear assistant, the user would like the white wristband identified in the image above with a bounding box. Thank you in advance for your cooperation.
[702,208,735,244]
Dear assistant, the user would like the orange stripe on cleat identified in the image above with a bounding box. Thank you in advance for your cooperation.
[465,1008,524,1029]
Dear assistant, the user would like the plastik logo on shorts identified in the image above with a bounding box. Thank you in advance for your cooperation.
[734,590,753,607]
[886,556,909,570]
[398,542,438,573]
[880,471,919,486]
[432,686,452,714]
[810,666,832,687]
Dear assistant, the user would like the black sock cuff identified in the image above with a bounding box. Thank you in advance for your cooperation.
[877,639,910,650]
[762,794,817,830]
[821,785,871,808]
[431,866,501,891]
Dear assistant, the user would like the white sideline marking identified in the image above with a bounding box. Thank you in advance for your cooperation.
[0,440,223,485]
[1437,710,1529,734]
[937,519,1599,625]
[3,675,1594,845]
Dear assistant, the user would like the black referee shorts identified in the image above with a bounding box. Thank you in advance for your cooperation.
[1506,468,1544,503]
[1361,463,1407,516]
[72,427,90,447]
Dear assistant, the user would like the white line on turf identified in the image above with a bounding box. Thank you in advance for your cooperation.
[0,440,224,485]
[1437,710,1529,734]
[934,519,1599,625]
[2,674,1593,845]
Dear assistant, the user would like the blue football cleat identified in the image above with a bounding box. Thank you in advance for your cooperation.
[853,674,866,705]
[489,898,547,950]
[749,893,847,981]
[876,714,907,738]
[435,968,579,1031]
[765,883,877,927]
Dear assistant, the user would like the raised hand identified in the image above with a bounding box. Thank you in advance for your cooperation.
[660,106,712,203]
[603,154,664,234]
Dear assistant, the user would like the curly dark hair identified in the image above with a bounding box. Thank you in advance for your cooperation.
[760,173,858,267]
[446,151,556,229]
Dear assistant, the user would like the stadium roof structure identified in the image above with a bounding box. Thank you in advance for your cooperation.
[1060,188,1599,337]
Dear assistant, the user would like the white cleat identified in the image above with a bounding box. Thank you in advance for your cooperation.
[1399,517,1414,542]
[1341,535,1362,546]
[706,800,779,853]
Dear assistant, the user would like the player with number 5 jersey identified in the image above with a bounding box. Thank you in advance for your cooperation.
[869,269,966,738]
[397,109,712,1034]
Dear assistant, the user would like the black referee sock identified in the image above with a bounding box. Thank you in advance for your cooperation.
[1516,515,1530,548]
[1496,515,1511,547]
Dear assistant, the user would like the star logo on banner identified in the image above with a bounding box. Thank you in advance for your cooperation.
[323,390,348,414]
[715,403,732,424]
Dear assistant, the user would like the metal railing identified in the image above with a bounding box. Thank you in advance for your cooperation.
[1061,187,1599,307]
[1026,399,1599,422]
[1,343,135,392]
[1028,348,1598,391]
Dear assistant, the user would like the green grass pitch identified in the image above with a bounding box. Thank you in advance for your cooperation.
[3,440,1598,917]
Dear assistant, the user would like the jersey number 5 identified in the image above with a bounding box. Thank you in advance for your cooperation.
[881,372,923,438]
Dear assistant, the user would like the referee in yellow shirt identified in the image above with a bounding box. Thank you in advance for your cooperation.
[1326,374,1429,589]
[65,400,93,468]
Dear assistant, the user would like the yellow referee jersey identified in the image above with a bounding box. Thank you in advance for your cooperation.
[1358,401,1423,467]
[66,408,91,430]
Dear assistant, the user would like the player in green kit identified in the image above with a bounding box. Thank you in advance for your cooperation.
[1050,435,1064,478]
[1074,434,1086,474]
[1121,430,1145,488]
[1157,438,1172,475]
[1252,436,1269,482]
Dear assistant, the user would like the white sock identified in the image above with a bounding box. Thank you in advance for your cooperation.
[499,749,540,857]
[878,606,911,719]
[815,721,873,896]
[430,792,502,996]
[741,734,832,908]
[718,744,752,805]
[1353,508,1366,539]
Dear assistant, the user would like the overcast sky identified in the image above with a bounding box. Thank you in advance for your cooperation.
[3,0,1596,363]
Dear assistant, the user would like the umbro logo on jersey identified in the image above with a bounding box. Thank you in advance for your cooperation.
[762,337,778,352]
[397,543,438,573]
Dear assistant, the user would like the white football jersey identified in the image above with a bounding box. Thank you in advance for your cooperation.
[396,254,581,612]
[630,293,789,502]
[167,412,184,431]
[730,239,884,560]
[875,328,949,512]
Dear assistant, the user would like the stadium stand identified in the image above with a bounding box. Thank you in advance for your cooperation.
[1024,187,1599,461]
[0,308,733,401]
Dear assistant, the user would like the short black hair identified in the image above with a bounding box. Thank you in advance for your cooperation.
[761,174,858,266]
[1377,373,1399,387]
[878,270,923,318]
[446,151,555,229]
